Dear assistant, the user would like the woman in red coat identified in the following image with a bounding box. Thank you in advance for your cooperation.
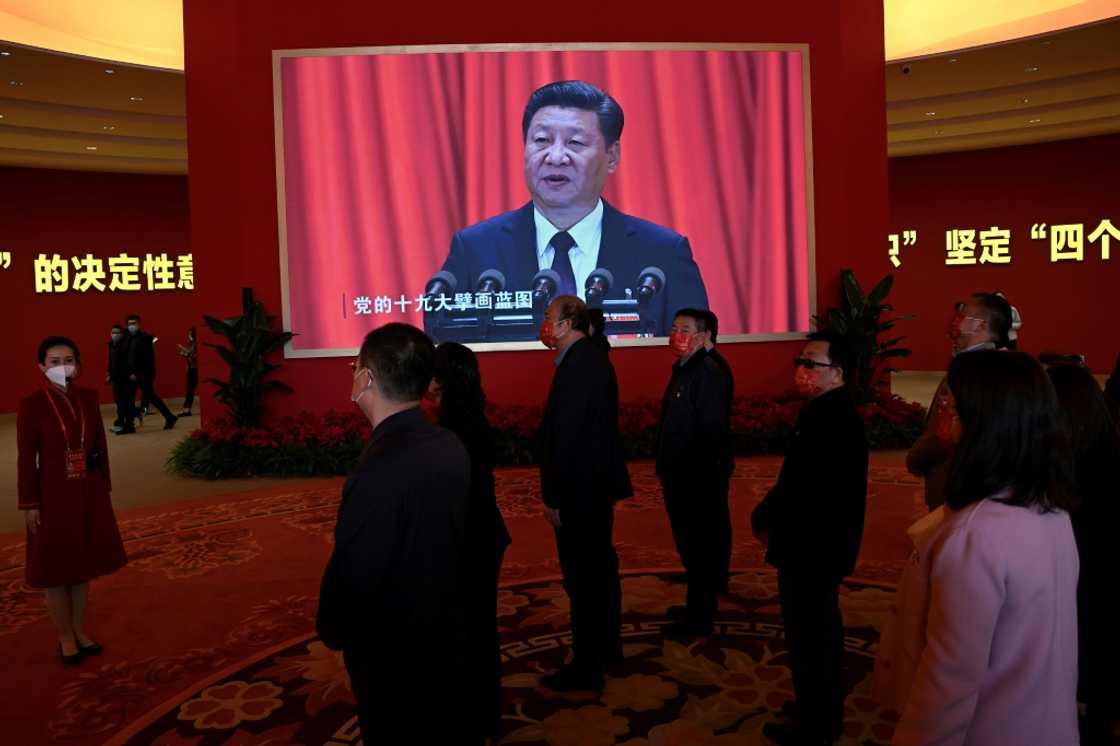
[17,336,127,666]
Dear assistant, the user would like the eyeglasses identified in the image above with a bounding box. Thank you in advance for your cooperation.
[793,357,838,370]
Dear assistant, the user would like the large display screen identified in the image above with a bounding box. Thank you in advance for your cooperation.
[273,43,815,355]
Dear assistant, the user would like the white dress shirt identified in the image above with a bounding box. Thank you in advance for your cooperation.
[534,199,604,301]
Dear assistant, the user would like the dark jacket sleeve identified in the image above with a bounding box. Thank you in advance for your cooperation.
[689,359,728,472]
[540,358,599,508]
[316,469,402,650]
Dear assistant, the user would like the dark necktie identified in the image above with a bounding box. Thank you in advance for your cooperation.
[549,231,578,296]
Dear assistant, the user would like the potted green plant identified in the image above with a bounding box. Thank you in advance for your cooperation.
[202,299,295,426]
[812,270,911,404]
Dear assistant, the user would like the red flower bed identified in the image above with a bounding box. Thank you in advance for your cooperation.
[171,392,925,478]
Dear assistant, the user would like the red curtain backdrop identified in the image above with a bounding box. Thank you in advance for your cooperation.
[279,49,810,352]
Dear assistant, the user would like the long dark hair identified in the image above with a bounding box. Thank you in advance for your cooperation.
[433,342,489,434]
[945,350,1073,512]
[1047,364,1120,506]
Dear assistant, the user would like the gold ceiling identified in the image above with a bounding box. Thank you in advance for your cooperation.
[0,2,1117,172]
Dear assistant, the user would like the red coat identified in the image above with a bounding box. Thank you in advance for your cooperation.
[17,384,127,588]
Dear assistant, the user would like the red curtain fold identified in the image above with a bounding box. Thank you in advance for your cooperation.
[280,49,810,351]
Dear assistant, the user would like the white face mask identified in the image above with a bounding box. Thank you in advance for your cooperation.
[127,324,139,334]
[351,370,373,404]
[45,365,75,388]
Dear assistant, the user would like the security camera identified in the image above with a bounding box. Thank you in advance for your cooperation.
[902,65,911,74]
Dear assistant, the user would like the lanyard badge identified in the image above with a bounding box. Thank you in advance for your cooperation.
[44,386,87,480]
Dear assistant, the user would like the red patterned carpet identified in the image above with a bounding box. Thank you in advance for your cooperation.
[0,457,924,745]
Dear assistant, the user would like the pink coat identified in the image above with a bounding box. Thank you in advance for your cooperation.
[891,498,1080,746]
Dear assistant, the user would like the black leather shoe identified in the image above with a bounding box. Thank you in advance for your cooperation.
[59,644,83,667]
[77,640,103,656]
[541,663,604,692]
[163,415,178,430]
[115,426,135,435]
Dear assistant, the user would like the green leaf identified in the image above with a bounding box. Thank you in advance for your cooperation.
[867,274,894,306]
[842,270,866,313]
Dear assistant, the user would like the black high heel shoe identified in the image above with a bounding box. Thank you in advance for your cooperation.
[77,640,103,656]
[59,643,83,667]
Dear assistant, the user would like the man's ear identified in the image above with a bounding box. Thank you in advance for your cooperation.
[606,140,621,174]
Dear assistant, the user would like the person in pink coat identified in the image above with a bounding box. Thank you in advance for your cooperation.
[893,350,1080,746]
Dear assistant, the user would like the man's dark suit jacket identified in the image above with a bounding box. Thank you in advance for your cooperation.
[708,347,736,480]
[750,387,868,581]
[656,348,728,482]
[125,331,157,381]
[107,339,129,382]
[317,407,471,658]
[536,337,633,510]
[436,200,709,336]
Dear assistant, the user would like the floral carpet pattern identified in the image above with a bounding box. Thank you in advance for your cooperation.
[0,458,919,745]
[119,571,898,745]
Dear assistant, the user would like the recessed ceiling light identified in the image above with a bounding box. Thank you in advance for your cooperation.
[1040,40,1052,47]
[105,68,115,75]
[1021,97,1030,104]
[1025,66,1039,72]
[0,51,11,57]
[924,111,936,117]
[1028,118,1042,124]
[948,57,958,63]
[85,146,98,151]
[0,113,4,119]
[129,96,144,102]
[934,129,942,135]
[102,124,116,131]
[8,80,23,86]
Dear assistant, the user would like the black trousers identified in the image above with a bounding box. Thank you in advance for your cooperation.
[111,381,131,425]
[717,474,733,588]
[778,570,845,736]
[343,649,478,746]
[183,367,198,410]
[125,377,174,423]
[554,502,621,668]
[663,476,721,626]
[464,540,508,739]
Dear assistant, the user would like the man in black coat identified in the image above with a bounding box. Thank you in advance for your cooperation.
[427,80,708,341]
[317,323,474,745]
[537,295,632,691]
[121,314,176,432]
[751,332,868,746]
[657,308,729,640]
[106,324,130,432]
[701,309,735,594]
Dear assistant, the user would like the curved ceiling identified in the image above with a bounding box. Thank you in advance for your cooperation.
[0,4,1117,173]
[887,17,1120,157]
[0,0,183,70]
[885,0,1120,61]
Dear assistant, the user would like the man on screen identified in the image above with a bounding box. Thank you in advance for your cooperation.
[430,80,709,337]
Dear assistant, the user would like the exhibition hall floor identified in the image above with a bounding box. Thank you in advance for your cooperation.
[0,375,940,744]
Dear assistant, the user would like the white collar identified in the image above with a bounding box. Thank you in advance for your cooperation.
[534,199,604,259]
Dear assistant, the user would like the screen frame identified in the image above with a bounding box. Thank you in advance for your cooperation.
[272,41,818,358]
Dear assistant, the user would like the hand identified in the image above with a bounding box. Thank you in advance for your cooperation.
[24,509,40,534]
[129,374,137,381]
[105,374,111,384]
[542,507,562,529]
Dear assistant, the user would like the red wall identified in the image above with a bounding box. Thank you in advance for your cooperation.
[889,133,1120,374]
[0,167,193,413]
[182,0,889,421]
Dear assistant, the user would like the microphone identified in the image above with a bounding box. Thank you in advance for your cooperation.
[476,269,506,294]
[531,269,562,303]
[425,270,457,298]
[636,266,666,300]
[584,268,614,306]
